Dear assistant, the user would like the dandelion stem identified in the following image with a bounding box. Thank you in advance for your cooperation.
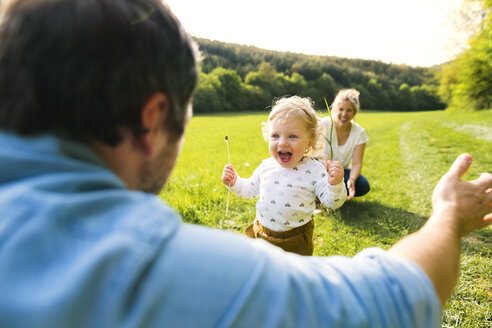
[225,135,231,217]
[225,136,230,164]
[323,97,334,160]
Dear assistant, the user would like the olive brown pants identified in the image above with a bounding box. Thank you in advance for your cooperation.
[244,219,314,256]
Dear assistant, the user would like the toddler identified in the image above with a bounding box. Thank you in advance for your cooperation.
[222,96,346,255]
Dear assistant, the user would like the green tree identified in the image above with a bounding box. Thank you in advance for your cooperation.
[440,0,492,111]
[244,62,284,99]
[363,79,386,109]
[291,60,323,80]
[307,73,336,108]
[192,72,223,113]
[210,67,243,111]
[240,84,270,111]
[411,84,445,110]
[398,83,416,111]
[283,72,308,96]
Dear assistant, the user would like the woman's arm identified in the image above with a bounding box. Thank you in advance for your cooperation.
[347,143,365,199]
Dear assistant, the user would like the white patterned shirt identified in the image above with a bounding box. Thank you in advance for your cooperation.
[229,157,347,231]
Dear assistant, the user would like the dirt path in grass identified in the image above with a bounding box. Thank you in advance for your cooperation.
[398,120,440,217]
[442,122,492,142]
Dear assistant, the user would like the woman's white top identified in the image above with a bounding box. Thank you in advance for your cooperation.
[320,118,369,169]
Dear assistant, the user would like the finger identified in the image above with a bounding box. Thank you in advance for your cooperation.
[485,188,492,205]
[447,153,472,180]
[470,173,492,192]
[328,165,341,173]
[327,161,336,169]
[329,161,342,170]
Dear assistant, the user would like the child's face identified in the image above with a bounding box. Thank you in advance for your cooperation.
[268,116,312,169]
[333,100,355,128]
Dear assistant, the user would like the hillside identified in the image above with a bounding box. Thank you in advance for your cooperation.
[192,37,445,112]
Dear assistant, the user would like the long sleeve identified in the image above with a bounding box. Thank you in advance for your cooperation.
[0,133,440,328]
[317,180,347,209]
[311,159,347,209]
[141,226,442,327]
[228,164,261,199]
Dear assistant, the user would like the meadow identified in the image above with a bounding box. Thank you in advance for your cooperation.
[161,109,492,327]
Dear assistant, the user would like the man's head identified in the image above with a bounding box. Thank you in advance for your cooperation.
[0,0,199,146]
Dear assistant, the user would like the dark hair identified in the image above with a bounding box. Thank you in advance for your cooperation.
[0,0,199,145]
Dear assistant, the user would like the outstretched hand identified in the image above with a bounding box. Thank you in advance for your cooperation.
[324,159,344,186]
[346,179,356,200]
[222,164,237,187]
[431,153,492,236]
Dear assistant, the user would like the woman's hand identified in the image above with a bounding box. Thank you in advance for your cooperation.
[347,179,356,200]
[222,164,237,187]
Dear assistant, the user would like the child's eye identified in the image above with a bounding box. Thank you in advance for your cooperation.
[271,134,279,138]
[289,135,297,138]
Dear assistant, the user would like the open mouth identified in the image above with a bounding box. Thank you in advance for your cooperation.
[278,151,292,163]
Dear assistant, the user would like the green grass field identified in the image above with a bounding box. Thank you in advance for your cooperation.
[161,109,492,327]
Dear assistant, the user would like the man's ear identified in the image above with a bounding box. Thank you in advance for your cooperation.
[140,92,169,156]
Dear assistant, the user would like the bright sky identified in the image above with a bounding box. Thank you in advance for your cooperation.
[165,0,466,67]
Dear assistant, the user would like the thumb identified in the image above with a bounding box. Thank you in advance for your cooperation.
[447,153,472,180]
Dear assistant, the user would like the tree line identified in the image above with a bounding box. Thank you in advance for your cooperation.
[192,38,445,113]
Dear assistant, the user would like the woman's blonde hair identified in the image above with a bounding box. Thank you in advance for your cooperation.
[331,89,360,115]
[261,96,324,157]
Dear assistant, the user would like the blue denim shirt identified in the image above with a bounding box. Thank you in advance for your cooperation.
[0,132,441,327]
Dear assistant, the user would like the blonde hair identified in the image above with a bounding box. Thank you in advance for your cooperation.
[331,89,360,115]
[261,96,324,157]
